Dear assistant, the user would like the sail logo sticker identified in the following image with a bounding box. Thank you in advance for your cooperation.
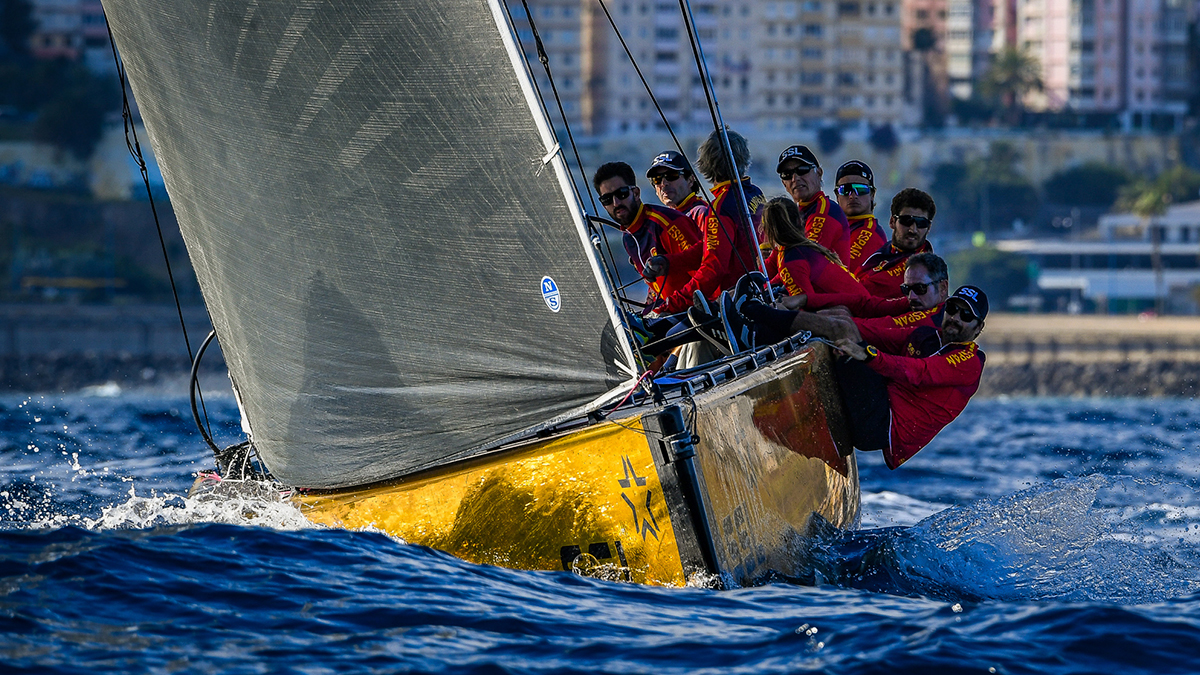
[541,276,561,312]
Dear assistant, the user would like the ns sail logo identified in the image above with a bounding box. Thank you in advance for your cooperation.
[541,276,561,312]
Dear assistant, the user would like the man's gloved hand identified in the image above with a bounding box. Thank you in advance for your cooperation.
[641,256,669,280]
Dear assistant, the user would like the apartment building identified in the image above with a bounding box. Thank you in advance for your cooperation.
[515,0,919,135]
[944,0,998,98]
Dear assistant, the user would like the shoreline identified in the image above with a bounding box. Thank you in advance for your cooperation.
[5,306,1200,397]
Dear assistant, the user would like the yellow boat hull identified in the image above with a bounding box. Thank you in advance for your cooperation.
[295,343,859,587]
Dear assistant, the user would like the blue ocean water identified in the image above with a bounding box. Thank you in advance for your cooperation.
[3,389,1200,674]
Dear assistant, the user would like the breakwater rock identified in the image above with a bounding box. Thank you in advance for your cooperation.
[977,314,1200,398]
[1,304,224,392]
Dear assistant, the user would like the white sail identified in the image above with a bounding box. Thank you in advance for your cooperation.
[102,0,632,488]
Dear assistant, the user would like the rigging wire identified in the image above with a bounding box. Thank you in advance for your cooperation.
[501,0,649,370]
[515,0,599,216]
[497,0,638,331]
[103,12,216,437]
[594,0,755,284]
[675,0,774,300]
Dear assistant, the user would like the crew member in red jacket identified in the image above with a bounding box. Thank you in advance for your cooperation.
[593,162,701,308]
[776,144,852,263]
[760,197,869,306]
[832,286,988,469]
[647,150,709,225]
[658,128,766,314]
[778,252,949,323]
[833,160,887,274]
[857,188,936,299]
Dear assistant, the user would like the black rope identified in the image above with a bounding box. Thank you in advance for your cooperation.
[190,330,220,455]
[594,0,700,194]
[104,13,215,435]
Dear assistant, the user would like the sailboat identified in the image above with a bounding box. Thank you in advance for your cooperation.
[100,0,860,587]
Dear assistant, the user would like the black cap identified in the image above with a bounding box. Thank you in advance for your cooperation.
[948,286,989,321]
[836,160,874,187]
[776,145,819,172]
[647,151,690,177]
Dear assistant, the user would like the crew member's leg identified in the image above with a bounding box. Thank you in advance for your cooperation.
[831,357,890,452]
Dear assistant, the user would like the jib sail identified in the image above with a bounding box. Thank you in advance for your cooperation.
[102,0,632,488]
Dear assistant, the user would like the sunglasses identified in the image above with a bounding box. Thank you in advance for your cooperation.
[778,167,813,181]
[944,303,978,324]
[598,185,632,205]
[896,214,933,229]
[649,170,684,185]
[835,183,873,197]
[899,282,932,296]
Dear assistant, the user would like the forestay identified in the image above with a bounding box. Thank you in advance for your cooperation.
[102,0,631,488]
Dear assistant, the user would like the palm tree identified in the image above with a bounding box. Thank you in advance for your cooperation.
[981,48,1043,125]
[911,27,943,127]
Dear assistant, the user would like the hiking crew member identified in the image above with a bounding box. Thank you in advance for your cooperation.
[761,197,869,307]
[851,252,949,342]
[776,144,852,264]
[658,129,766,314]
[831,286,988,469]
[858,188,936,299]
[593,162,702,308]
[834,160,886,274]
[779,252,948,323]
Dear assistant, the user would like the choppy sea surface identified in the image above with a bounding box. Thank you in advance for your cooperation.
[4,388,1200,674]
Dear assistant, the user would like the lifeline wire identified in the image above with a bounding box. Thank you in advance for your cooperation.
[104,11,215,437]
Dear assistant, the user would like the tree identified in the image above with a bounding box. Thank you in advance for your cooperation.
[911,27,944,128]
[29,62,119,159]
[817,126,843,154]
[1043,163,1132,207]
[948,245,1030,311]
[868,124,899,154]
[1116,166,1200,217]
[930,142,1040,231]
[0,0,35,58]
[980,48,1043,125]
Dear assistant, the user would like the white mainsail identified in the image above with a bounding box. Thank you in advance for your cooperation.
[102,0,633,488]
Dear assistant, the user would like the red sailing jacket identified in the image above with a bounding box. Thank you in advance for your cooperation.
[661,178,765,312]
[785,291,912,317]
[765,244,868,308]
[857,241,933,299]
[844,214,887,274]
[797,193,852,265]
[621,203,702,303]
[868,336,986,469]
[854,304,945,349]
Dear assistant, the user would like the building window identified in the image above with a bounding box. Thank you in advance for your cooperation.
[802,0,822,10]
[803,47,823,58]
[839,1,860,15]
[804,23,823,36]
[802,94,823,107]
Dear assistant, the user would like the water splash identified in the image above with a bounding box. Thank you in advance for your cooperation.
[840,475,1200,604]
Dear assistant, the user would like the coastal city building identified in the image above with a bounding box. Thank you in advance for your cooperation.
[997,200,1200,313]
[515,0,920,134]
[989,0,1189,128]
[27,0,113,73]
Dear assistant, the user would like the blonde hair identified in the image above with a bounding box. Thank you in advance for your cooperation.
[762,197,842,266]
